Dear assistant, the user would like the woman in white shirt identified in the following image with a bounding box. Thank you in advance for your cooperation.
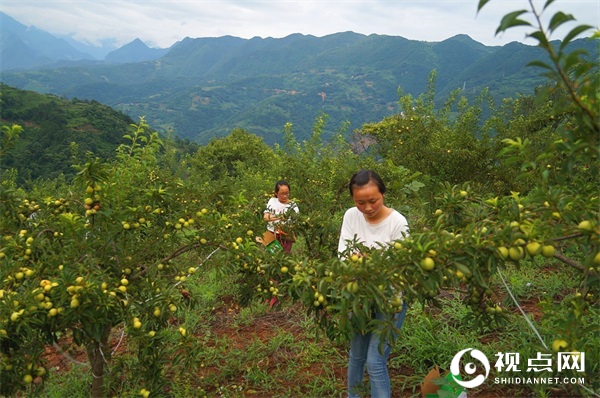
[338,169,409,398]
[263,180,299,254]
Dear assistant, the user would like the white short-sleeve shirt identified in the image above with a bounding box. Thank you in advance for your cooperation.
[264,197,299,233]
[338,206,409,255]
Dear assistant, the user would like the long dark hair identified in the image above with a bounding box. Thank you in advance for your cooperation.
[348,170,386,197]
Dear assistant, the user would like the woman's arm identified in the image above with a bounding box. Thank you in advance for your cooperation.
[390,212,410,241]
[338,210,358,257]
[264,198,281,223]
[264,212,281,222]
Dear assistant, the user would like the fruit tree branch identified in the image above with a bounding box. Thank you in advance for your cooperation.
[553,251,584,271]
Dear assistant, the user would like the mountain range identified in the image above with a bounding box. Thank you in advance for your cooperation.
[0,11,596,145]
[0,12,168,69]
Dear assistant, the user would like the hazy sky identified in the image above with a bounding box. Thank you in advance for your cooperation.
[2,0,598,48]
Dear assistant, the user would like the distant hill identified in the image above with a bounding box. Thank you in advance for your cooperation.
[0,12,94,70]
[0,84,133,182]
[0,84,200,184]
[105,38,170,64]
[0,12,596,145]
[0,12,168,69]
[61,36,118,60]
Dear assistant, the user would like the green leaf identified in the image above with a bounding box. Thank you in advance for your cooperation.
[543,0,556,11]
[455,262,472,277]
[527,60,555,72]
[562,51,586,73]
[562,49,587,78]
[548,11,575,33]
[496,11,531,35]
[477,0,492,13]
[560,25,594,52]
[527,31,550,48]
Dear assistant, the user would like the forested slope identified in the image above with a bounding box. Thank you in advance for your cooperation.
[0,84,134,182]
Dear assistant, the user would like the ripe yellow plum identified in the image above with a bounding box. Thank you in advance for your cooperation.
[420,257,435,271]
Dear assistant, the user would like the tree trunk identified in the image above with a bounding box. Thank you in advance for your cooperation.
[87,325,112,398]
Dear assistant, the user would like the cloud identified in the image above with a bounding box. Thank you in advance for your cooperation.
[2,0,598,48]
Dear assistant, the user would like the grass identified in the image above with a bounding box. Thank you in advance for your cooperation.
[36,256,597,398]
[39,367,91,398]
[493,257,581,306]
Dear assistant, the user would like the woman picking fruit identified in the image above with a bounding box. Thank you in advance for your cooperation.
[338,169,409,398]
[263,180,299,254]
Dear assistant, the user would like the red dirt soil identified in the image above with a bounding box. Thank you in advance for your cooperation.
[40,294,574,398]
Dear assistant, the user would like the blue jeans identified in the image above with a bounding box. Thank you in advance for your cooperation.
[347,302,408,398]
